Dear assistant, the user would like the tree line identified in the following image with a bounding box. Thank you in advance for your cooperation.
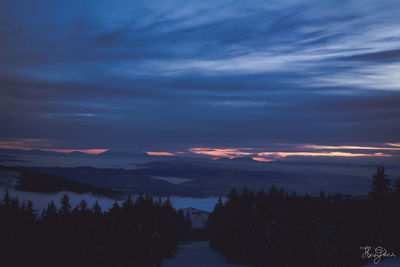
[207,165,400,266]
[0,192,191,267]
[1,165,399,266]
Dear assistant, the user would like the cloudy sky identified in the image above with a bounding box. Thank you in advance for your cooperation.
[1,0,400,160]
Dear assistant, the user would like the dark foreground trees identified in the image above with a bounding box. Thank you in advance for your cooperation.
[2,165,399,266]
[0,193,189,267]
[207,166,400,267]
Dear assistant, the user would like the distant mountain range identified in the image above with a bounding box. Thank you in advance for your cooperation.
[17,158,372,197]
[0,165,119,198]
[0,148,150,158]
[1,148,395,198]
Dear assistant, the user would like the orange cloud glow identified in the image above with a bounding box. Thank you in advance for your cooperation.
[304,144,400,151]
[146,152,176,156]
[41,149,109,155]
[252,157,274,162]
[187,146,392,161]
[257,151,391,159]
[386,143,400,148]
[189,147,252,159]
[0,138,53,150]
[0,138,109,155]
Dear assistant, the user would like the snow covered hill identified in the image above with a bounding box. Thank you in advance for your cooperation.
[364,256,400,266]
[0,165,118,197]
[183,207,210,229]
[0,168,21,187]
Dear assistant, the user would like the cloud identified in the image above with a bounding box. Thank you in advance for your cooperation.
[0,138,108,154]
[344,49,400,61]
[303,145,400,151]
[251,157,274,162]
[311,62,400,91]
[146,152,176,156]
[41,149,108,155]
[0,138,53,150]
[387,143,400,148]
[0,0,400,151]
[187,145,393,161]
[41,113,96,118]
[189,147,252,159]
[255,151,391,160]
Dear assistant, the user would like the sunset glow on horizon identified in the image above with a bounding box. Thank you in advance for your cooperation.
[0,138,108,154]
[40,149,109,155]
[146,152,176,156]
[0,138,53,150]
[252,157,274,162]
[187,146,393,161]
[256,151,391,159]
[189,147,253,159]
[1,0,399,168]
[386,143,400,148]
[303,144,400,151]
[0,138,398,160]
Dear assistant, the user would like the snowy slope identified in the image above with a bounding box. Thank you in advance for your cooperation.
[364,256,400,266]
[0,165,118,197]
[0,168,21,187]
[183,207,210,229]
[162,241,250,267]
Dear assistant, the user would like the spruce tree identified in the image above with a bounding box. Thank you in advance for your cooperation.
[393,178,400,200]
[3,189,10,207]
[43,200,58,222]
[25,200,35,220]
[59,193,71,217]
[369,165,391,202]
[93,201,102,216]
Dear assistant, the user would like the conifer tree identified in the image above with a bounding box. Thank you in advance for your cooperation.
[43,200,58,222]
[392,178,400,200]
[370,165,391,202]
[3,189,10,207]
[93,200,102,216]
[108,200,120,217]
[25,200,35,220]
[59,194,71,217]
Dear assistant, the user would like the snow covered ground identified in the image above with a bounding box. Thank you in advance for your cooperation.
[162,241,400,267]
[0,186,218,213]
[364,256,400,266]
[0,169,21,187]
[182,207,210,229]
[162,241,249,267]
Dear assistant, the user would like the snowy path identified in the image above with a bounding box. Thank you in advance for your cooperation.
[364,256,400,266]
[162,241,250,267]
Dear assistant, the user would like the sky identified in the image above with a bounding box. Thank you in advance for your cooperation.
[1,0,400,161]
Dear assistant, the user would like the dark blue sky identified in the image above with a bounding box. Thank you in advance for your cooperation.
[1,0,400,159]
